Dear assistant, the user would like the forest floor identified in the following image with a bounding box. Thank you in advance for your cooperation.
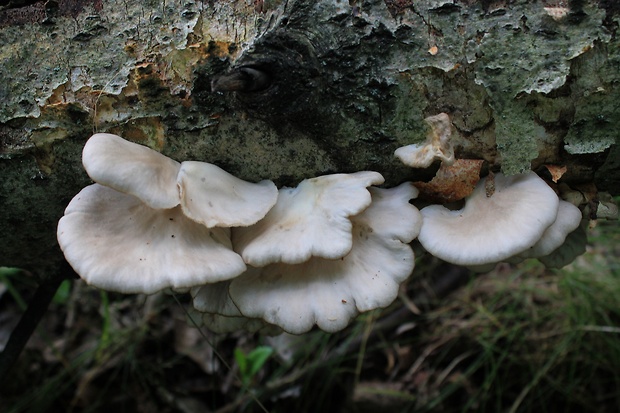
[1,219,619,413]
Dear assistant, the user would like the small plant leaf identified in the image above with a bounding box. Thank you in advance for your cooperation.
[234,348,248,379]
[233,346,273,387]
[246,346,273,378]
[52,280,72,305]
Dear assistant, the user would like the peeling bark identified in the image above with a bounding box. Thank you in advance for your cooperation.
[1,0,619,274]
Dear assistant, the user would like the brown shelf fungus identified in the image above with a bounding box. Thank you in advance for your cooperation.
[227,183,422,334]
[232,171,385,266]
[418,172,560,266]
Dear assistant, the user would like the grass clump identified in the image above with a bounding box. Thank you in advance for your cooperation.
[403,220,620,413]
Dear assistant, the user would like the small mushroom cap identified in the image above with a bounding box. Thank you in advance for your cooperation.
[57,184,246,294]
[538,223,587,268]
[395,113,455,168]
[232,171,385,266]
[558,183,587,207]
[597,192,619,216]
[191,282,241,317]
[82,133,181,209]
[190,282,281,334]
[418,172,560,266]
[177,161,278,228]
[228,182,421,334]
[518,200,582,259]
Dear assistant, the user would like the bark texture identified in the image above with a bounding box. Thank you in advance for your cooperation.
[1,0,619,274]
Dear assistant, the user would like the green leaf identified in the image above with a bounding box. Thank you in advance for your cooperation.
[52,280,72,305]
[234,348,248,379]
[234,346,273,387]
[246,346,273,378]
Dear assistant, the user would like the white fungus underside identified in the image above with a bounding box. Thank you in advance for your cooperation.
[57,184,246,294]
[191,281,240,316]
[418,172,560,266]
[228,183,421,334]
[82,133,181,209]
[232,171,385,266]
[190,282,279,334]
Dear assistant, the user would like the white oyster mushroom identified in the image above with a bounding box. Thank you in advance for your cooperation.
[59,133,286,294]
[57,184,247,294]
[418,172,560,266]
[177,161,278,228]
[82,133,181,209]
[538,223,588,268]
[232,171,385,266]
[228,183,422,334]
[517,200,582,259]
[395,113,455,168]
[467,202,583,272]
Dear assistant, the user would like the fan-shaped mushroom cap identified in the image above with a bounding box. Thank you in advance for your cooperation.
[518,200,582,259]
[232,171,385,266]
[82,133,181,209]
[395,113,455,168]
[228,183,421,334]
[57,184,246,294]
[418,172,560,266]
[177,161,278,228]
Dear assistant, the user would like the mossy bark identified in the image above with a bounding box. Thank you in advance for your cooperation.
[1,0,619,274]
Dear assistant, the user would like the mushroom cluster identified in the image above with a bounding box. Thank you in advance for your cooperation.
[59,122,593,335]
[192,180,422,334]
[58,134,423,334]
[393,113,588,271]
[57,133,278,294]
[416,172,584,270]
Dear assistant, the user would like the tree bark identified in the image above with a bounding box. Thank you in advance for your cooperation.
[1,0,619,274]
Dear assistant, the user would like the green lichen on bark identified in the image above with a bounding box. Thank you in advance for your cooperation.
[465,2,610,174]
[563,42,620,155]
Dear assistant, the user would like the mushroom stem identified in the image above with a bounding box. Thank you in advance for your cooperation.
[211,67,271,93]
